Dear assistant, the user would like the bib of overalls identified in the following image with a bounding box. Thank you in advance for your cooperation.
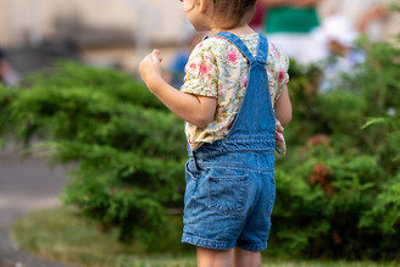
[189,31,276,158]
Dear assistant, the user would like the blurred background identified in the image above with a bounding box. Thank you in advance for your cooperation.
[0,0,398,79]
[0,0,399,267]
[0,0,186,77]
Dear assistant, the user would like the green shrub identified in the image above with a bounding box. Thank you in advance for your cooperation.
[0,32,399,259]
[267,33,400,259]
[0,63,187,248]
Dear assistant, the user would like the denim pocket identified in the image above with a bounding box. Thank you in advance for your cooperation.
[184,160,199,203]
[208,174,248,215]
[185,160,198,182]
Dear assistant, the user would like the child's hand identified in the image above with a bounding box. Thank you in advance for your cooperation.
[139,50,163,90]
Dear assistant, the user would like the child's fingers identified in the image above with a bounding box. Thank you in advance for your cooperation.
[151,50,163,63]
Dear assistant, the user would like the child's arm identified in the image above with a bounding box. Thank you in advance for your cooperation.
[139,50,217,128]
[274,85,292,127]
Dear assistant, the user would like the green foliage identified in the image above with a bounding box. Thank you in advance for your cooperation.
[268,35,400,259]
[1,33,400,260]
[0,63,187,247]
[359,107,400,245]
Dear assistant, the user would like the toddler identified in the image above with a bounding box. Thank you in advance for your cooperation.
[139,0,292,266]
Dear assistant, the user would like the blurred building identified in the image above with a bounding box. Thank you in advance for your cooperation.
[0,0,398,76]
[0,0,186,72]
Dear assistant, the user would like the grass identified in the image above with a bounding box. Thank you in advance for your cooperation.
[12,205,400,267]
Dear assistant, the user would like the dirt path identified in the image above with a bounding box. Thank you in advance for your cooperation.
[0,143,78,267]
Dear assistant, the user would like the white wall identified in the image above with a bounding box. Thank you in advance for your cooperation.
[0,0,186,47]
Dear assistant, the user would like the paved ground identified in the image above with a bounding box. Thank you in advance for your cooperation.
[0,142,78,267]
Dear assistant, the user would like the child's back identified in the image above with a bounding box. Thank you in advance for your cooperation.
[182,31,281,253]
[181,33,289,155]
[139,0,292,265]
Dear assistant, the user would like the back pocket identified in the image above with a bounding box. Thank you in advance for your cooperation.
[208,174,248,215]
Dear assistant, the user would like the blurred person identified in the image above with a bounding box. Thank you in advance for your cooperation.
[139,0,292,265]
[356,3,399,42]
[0,48,19,86]
[319,14,366,93]
[0,48,10,85]
[324,0,399,42]
[358,5,389,34]
[261,0,328,64]
[249,1,267,31]
[165,31,203,89]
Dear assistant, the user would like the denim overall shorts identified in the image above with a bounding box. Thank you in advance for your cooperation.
[182,32,277,252]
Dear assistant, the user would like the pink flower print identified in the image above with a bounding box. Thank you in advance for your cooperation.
[227,50,239,64]
[275,130,285,142]
[271,43,279,58]
[199,62,212,76]
[217,84,223,98]
[189,63,197,71]
[278,69,285,82]
[242,79,248,88]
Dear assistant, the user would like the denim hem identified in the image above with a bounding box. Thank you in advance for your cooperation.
[236,242,267,252]
[182,234,236,250]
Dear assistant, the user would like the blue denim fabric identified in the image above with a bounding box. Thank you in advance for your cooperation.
[182,32,277,252]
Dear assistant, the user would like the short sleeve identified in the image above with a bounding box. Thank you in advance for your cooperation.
[270,43,289,103]
[275,48,290,102]
[180,41,219,98]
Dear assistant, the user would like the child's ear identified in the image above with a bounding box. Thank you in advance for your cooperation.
[197,0,209,13]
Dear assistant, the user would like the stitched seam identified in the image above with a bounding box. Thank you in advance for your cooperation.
[195,148,275,159]
[183,233,236,244]
[199,164,274,174]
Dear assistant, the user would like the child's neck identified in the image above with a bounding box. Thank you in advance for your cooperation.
[211,24,256,35]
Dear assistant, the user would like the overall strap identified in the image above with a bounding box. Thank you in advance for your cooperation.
[256,33,269,64]
[214,32,275,139]
[215,31,256,65]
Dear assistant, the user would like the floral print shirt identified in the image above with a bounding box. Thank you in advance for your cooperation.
[181,33,289,156]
